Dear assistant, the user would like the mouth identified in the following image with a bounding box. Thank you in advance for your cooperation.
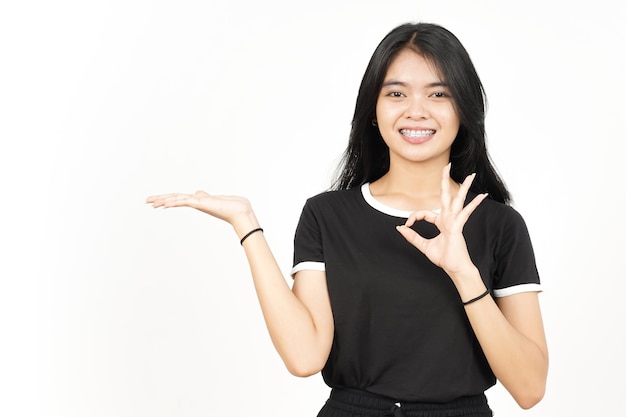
[400,129,436,138]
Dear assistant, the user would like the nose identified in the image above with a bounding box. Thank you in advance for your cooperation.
[404,95,429,119]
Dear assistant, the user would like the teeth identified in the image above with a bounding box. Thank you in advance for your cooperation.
[400,129,435,138]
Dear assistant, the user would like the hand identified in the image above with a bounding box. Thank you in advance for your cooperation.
[396,164,487,279]
[146,191,258,235]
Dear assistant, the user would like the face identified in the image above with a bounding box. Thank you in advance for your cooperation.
[375,49,460,168]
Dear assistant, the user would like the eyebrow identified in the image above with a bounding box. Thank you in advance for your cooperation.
[381,80,449,88]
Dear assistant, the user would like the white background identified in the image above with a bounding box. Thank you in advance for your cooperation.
[1,1,625,416]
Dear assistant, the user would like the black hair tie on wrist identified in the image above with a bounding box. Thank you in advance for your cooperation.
[462,289,490,306]
[240,227,263,245]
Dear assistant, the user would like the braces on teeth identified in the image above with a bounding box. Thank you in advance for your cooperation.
[401,129,435,138]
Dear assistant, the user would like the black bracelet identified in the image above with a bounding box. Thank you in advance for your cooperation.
[462,289,490,306]
[240,227,263,245]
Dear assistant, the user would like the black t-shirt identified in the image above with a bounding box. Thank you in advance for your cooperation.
[291,184,541,402]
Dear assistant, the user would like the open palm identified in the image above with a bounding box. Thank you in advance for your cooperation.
[146,191,253,225]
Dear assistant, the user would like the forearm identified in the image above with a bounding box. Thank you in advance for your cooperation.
[466,295,548,408]
[452,269,548,409]
[233,217,330,376]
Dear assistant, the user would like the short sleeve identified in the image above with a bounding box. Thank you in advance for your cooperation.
[291,199,325,276]
[492,206,542,297]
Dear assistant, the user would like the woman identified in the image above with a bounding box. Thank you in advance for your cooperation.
[147,22,548,417]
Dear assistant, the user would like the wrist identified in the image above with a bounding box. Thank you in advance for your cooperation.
[447,266,487,300]
[462,288,490,306]
[445,264,479,285]
[232,211,261,241]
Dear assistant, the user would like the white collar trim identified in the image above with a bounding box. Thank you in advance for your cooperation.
[361,183,415,218]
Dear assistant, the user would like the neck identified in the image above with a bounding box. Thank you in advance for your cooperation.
[369,157,459,211]
[375,158,449,196]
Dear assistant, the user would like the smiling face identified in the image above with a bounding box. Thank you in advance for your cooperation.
[375,48,460,169]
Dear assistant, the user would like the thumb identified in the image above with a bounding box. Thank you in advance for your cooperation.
[396,225,427,253]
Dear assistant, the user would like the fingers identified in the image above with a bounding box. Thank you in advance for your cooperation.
[399,165,488,256]
[451,172,476,213]
[404,209,439,227]
[441,163,481,214]
[145,194,169,203]
[434,164,489,228]
[458,192,488,223]
[396,224,429,252]
[145,193,194,208]
[442,163,476,213]
[398,209,439,252]
[441,163,452,208]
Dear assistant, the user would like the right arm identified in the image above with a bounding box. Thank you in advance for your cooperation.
[146,191,334,376]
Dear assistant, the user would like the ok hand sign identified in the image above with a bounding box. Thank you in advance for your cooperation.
[396,163,488,280]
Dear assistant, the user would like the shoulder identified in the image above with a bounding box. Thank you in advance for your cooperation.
[470,196,538,264]
[294,187,365,244]
[296,187,367,229]
[302,187,363,210]
[467,196,534,245]
[473,195,528,226]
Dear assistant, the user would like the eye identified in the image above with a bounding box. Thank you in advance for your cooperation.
[430,91,450,98]
[387,91,405,98]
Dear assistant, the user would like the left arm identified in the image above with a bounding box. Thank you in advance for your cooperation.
[454,267,548,409]
[396,164,548,409]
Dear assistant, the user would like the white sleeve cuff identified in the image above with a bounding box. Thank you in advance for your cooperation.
[493,283,542,298]
[290,261,325,278]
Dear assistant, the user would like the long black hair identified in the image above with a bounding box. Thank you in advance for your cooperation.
[332,22,511,204]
